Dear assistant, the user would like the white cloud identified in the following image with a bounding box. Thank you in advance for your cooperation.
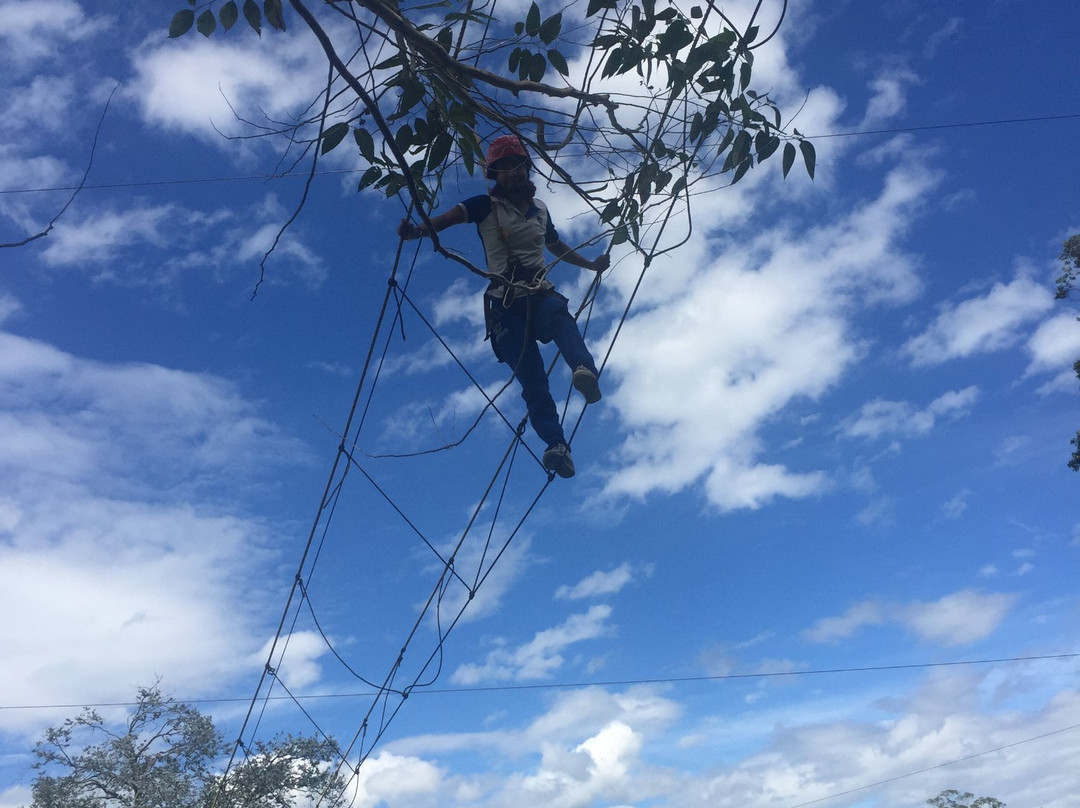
[0,292,20,325]
[31,196,325,288]
[899,590,1016,646]
[840,386,980,440]
[39,204,175,266]
[600,151,934,510]
[0,327,310,732]
[347,751,445,808]
[806,590,1016,647]
[381,664,1080,808]
[942,489,970,519]
[451,605,614,684]
[554,563,650,601]
[426,534,534,625]
[803,600,885,643]
[248,631,330,691]
[0,0,103,68]
[903,274,1055,366]
[129,30,332,144]
[1026,311,1080,393]
[860,67,920,129]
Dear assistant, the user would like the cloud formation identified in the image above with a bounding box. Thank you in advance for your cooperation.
[903,274,1055,366]
[804,589,1017,646]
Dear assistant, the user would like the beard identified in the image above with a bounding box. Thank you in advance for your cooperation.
[491,179,536,203]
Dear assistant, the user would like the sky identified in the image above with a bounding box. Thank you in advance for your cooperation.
[1,1,1079,807]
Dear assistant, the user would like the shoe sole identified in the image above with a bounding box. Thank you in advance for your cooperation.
[543,450,576,479]
[572,370,602,404]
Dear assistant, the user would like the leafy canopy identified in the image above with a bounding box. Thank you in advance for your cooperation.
[927,788,1006,808]
[24,684,348,808]
[166,0,816,260]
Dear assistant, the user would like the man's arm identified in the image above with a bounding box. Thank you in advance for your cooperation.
[398,205,467,240]
[549,239,610,272]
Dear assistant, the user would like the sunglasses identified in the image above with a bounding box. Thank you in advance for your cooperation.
[491,156,530,173]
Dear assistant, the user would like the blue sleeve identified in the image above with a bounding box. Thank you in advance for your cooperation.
[545,213,559,245]
[461,195,492,224]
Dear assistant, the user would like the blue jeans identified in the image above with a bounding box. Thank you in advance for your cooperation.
[487,292,597,448]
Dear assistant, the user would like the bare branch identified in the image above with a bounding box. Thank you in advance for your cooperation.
[1,84,118,249]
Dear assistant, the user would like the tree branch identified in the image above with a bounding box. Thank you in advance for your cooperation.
[0,84,118,249]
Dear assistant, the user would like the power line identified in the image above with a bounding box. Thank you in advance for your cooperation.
[807,111,1080,139]
[2,111,1077,197]
[1,651,1075,712]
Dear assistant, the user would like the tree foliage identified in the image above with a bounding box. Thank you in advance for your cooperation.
[1055,233,1080,299]
[24,685,348,808]
[927,789,1006,808]
[1054,235,1080,473]
[166,0,815,264]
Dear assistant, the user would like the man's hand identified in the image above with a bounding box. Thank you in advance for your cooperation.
[591,254,610,272]
[397,219,424,240]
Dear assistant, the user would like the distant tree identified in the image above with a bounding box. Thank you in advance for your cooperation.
[1056,235,1080,472]
[24,685,348,808]
[1069,360,1080,473]
[927,788,1006,808]
[1055,234,1080,299]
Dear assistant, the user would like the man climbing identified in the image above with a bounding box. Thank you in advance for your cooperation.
[397,134,609,479]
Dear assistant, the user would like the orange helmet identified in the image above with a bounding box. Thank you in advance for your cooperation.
[486,135,531,177]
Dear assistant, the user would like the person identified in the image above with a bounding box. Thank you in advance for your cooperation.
[397,134,610,479]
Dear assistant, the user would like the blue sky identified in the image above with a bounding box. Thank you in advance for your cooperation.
[1,1,1079,807]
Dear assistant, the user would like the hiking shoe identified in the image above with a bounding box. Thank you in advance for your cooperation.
[572,366,602,404]
[542,443,576,479]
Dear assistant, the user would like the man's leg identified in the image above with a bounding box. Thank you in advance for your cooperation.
[533,294,602,403]
[491,299,566,449]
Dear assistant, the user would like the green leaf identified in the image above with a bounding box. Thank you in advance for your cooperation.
[461,137,476,174]
[529,51,547,81]
[514,21,525,35]
[220,1,239,30]
[395,78,425,118]
[755,132,779,161]
[264,0,285,31]
[168,9,195,38]
[525,2,541,36]
[413,115,431,144]
[611,224,629,245]
[739,60,752,91]
[600,200,621,224]
[353,128,376,162]
[585,0,617,17]
[427,131,454,170]
[509,47,522,74]
[731,153,753,184]
[656,21,693,57]
[358,166,382,191]
[689,112,704,143]
[547,48,569,76]
[538,12,562,44]
[602,47,623,79]
[799,139,816,179]
[196,9,217,36]
[727,130,752,170]
[395,124,413,152]
[321,122,350,155]
[782,141,796,178]
[243,0,261,35]
[690,5,703,18]
[373,54,405,71]
[435,27,453,52]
